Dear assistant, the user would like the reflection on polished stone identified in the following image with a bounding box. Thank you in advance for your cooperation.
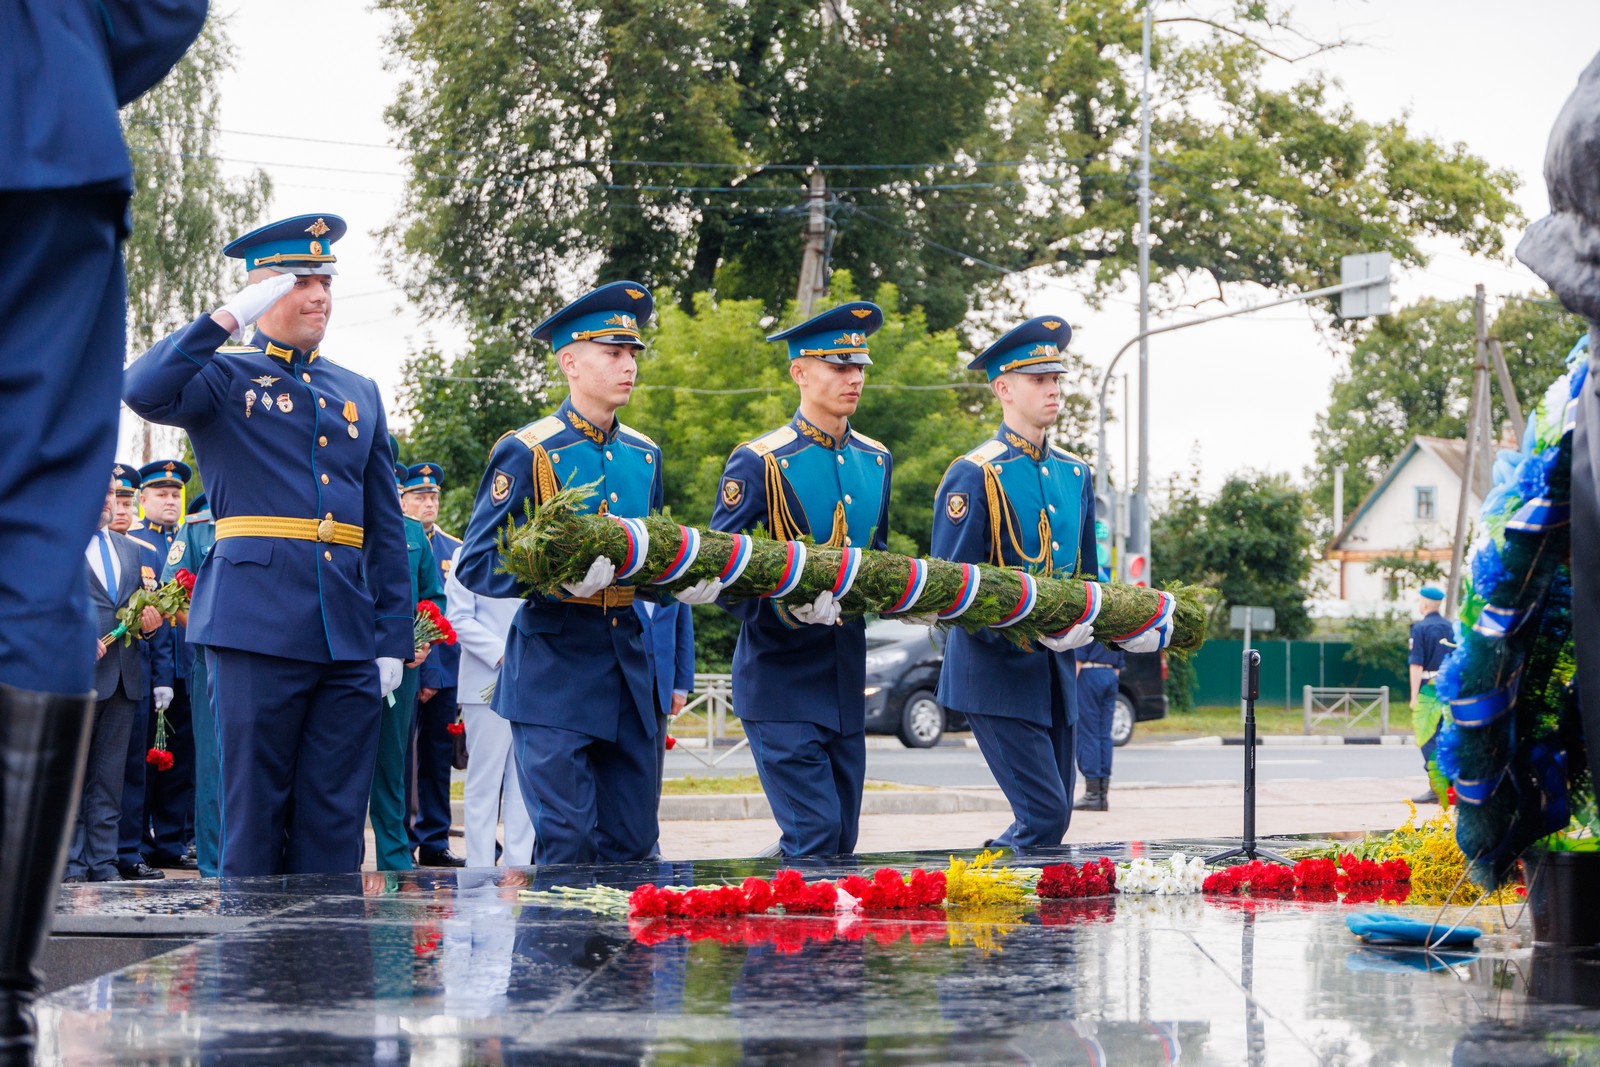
[36,841,1600,1065]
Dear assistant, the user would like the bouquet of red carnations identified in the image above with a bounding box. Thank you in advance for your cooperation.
[103,568,197,648]
[414,599,457,648]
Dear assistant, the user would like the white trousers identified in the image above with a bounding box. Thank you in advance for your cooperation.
[460,701,534,867]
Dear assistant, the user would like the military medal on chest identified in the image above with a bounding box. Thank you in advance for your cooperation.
[244,389,257,418]
[277,392,294,414]
[344,399,360,439]
[260,391,276,413]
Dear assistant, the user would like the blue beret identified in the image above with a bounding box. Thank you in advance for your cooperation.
[402,462,444,494]
[1420,586,1445,601]
[112,463,141,495]
[224,214,346,276]
[533,281,653,349]
[967,316,1072,381]
[767,302,882,365]
[138,459,192,488]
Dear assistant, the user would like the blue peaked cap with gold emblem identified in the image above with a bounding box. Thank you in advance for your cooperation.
[767,301,882,365]
[187,492,210,517]
[112,463,141,496]
[402,462,445,495]
[967,315,1073,381]
[138,459,192,489]
[223,214,346,276]
[532,281,653,349]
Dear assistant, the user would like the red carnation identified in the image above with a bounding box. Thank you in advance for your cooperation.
[174,569,196,594]
[664,735,677,750]
[1293,857,1339,890]
[145,747,174,772]
[741,877,775,914]
[446,720,465,736]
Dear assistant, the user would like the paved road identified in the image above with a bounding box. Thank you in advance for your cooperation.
[665,741,1425,789]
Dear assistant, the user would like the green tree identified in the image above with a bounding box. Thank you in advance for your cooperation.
[1152,468,1315,640]
[122,15,270,461]
[377,0,1519,336]
[1310,292,1586,529]
[1344,610,1410,682]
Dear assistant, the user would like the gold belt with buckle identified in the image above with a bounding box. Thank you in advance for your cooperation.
[563,586,636,610]
[215,516,365,548]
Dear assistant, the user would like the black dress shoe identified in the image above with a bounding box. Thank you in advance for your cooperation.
[416,848,466,868]
[115,862,165,881]
[146,850,198,871]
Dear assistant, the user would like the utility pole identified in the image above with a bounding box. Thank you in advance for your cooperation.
[796,169,828,317]
[1446,285,1490,616]
[1130,0,1155,559]
[1488,339,1525,443]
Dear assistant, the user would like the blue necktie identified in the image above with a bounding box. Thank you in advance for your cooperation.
[98,532,117,594]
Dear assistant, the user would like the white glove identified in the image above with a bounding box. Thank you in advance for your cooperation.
[377,657,404,699]
[152,687,174,713]
[562,556,616,599]
[1039,622,1096,653]
[788,590,841,627]
[674,578,725,606]
[216,273,296,339]
[1117,622,1172,654]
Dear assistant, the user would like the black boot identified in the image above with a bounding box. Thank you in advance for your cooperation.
[0,684,95,1055]
[1074,777,1109,812]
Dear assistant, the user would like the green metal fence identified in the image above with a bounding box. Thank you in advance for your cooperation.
[1184,639,1408,710]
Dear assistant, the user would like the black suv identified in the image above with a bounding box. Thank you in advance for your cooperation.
[862,618,1169,748]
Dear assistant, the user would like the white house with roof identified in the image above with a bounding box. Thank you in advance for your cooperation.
[1321,436,1482,615]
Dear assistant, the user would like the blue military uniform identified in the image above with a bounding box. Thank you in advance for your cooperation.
[709,302,893,858]
[456,281,666,866]
[403,462,465,863]
[161,493,220,876]
[931,316,1098,849]
[1409,590,1455,779]
[127,459,197,868]
[122,215,413,877]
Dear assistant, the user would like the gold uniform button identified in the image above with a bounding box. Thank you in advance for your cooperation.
[324,551,332,561]
[1042,468,1050,477]
[836,455,845,465]
[877,456,883,466]
[325,512,333,520]
[1051,541,1060,551]
[1072,466,1081,476]
[318,436,328,447]
[844,494,853,504]
[609,492,619,503]
[1048,504,1056,514]
[550,452,559,463]
[302,373,311,383]
[646,454,654,464]
[320,474,329,485]
[780,459,789,469]
[318,397,326,408]
[845,537,853,546]
[605,450,613,461]
[610,618,618,628]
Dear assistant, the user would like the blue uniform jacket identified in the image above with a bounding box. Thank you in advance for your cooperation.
[635,601,695,716]
[1408,614,1453,672]
[122,316,413,663]
[1,1,207,192]
[130,520,189,669]
[419,526,462,690]
[455,397,664,741]
[931,424,1098,724]
[710,411,892,731]
[161,518,216,675]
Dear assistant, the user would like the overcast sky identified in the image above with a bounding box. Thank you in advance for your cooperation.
[139,0,1600,496]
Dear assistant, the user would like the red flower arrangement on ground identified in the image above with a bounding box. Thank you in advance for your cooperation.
[1037,858,1118,899]
[838,868,948,910]
[1203,856,1411,900]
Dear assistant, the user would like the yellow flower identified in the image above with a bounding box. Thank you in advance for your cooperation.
[945,849,1028,908]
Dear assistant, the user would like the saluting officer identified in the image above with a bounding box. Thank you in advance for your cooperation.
[400,461,466,867]
[931,316,1170,850]
[123,215,413,877]
[128,458,197,870]
[162,492,221,875]
[706,302,893,858]
[456,282,668,866]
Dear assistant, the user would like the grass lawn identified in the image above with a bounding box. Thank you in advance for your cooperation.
[1134,704,1412,740]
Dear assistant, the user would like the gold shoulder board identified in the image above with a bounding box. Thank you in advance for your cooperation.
[513,415,565,450]
[743,425,798,458]
[960,440,1007,466]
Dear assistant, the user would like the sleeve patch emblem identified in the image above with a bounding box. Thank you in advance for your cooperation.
[491,469,514,505]
[945,492,969,523]
[167,541,185,567]
[721,477,745,509]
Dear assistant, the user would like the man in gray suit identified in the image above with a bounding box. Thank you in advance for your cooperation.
[63,478,166,882]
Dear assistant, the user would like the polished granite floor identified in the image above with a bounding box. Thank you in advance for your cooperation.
[37,839,1600,1066]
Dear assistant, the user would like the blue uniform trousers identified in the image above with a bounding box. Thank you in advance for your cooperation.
[511,691,664,866]
[206,648,381,876]
[0,189,126,694]
[743,721,866,857]
[144,678,194,858]
[1073,668,1119,781]
[967,695,1076,850]
[409,687,458,854]
[189,652,222,877]
[117,695,151,866]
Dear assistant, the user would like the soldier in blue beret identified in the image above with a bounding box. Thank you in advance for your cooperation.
[123,214,414,877]
[400,462,466,866]
[1408,585,1454,804]
[703,302,894,858]
[128,459,198,871]
[0,2,205,1048]
[931,316,1170,849]
[457,281,669,866]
